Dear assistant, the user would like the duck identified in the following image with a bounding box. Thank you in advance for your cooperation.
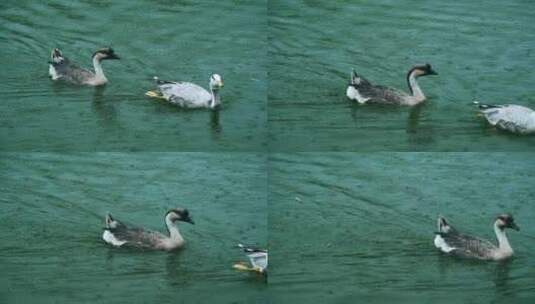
[48,47,120,86]
[434,214,519,261]
[102,208,194,251]
[233,243,268,274]
[474,101,535,134]
[346,64,438,105]
[145,74,224,109]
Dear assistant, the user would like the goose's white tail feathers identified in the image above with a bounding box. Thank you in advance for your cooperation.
[437,216,451,233]
[434,216,456,253]
[102,230,127,247]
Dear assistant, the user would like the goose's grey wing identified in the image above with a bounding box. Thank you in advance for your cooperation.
[350,71,403,102]
[437,231,497,259]
[158,82,211,108]
[481,105,535,134]
[52,59,94,84]
[106,225,162,248]
[361,85,407,104]
[349,70,407,104]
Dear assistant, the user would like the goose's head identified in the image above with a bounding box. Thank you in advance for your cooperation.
[166,208,195,225]
[209,74,224,90]
[92,47,120,61]
[495,213,519,231]
[409,63,438,77]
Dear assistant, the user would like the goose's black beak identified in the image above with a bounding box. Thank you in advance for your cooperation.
[182,216,195,225]
[509,222,520,231]
[428,69,438,75]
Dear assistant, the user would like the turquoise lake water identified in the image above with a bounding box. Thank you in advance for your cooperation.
[0,153,267,303]
[269,0,535,151]
[1,0,534,303]
[0,1,266,151]
[269,153,535,302]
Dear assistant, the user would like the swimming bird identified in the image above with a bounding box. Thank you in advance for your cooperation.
[346,64,437,105]
[233,243,268,274]
[434,214,519,261]
[102,208,194,251]
[145,74,224,109]
[474,101,535,134]
[48,47,120,86]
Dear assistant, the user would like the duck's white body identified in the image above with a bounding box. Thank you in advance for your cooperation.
[475,102,535,134]
[434,214,518,261]
[159,82,214,108]
[233,244,268,274]
[146,74,224,109]
[102,208,193,251]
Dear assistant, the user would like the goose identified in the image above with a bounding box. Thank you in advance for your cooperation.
[145,74,224,109]
[434,214,519,261]
[102,208,194,251]
[346,64,437,105]
[48,47,120,86]
[233,243,268,274]
[474,101,535,134]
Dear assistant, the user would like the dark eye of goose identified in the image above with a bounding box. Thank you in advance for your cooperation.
[97,48,113,56]
[498,215,513,224]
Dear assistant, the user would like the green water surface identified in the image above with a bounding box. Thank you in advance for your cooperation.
[0,1,266,151]
[270,153,535,302]
[1,0,534,303]
[269,0,535,151]
[0,153,267,303]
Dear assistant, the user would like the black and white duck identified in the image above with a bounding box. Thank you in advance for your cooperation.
[102,208,194,251]
[48,47,120,86]
[346,64,437,105]
[434,214,519,261]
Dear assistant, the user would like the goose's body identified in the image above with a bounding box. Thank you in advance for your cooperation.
[346,64,437,106]
[233,244,268,274]
[474,102,535,134]
[48,48,120,86]
[146,74,223,109]
[102,208,194,251]
[434,214,519,261]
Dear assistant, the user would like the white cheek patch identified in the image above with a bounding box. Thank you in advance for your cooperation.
[434,235,455,253]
